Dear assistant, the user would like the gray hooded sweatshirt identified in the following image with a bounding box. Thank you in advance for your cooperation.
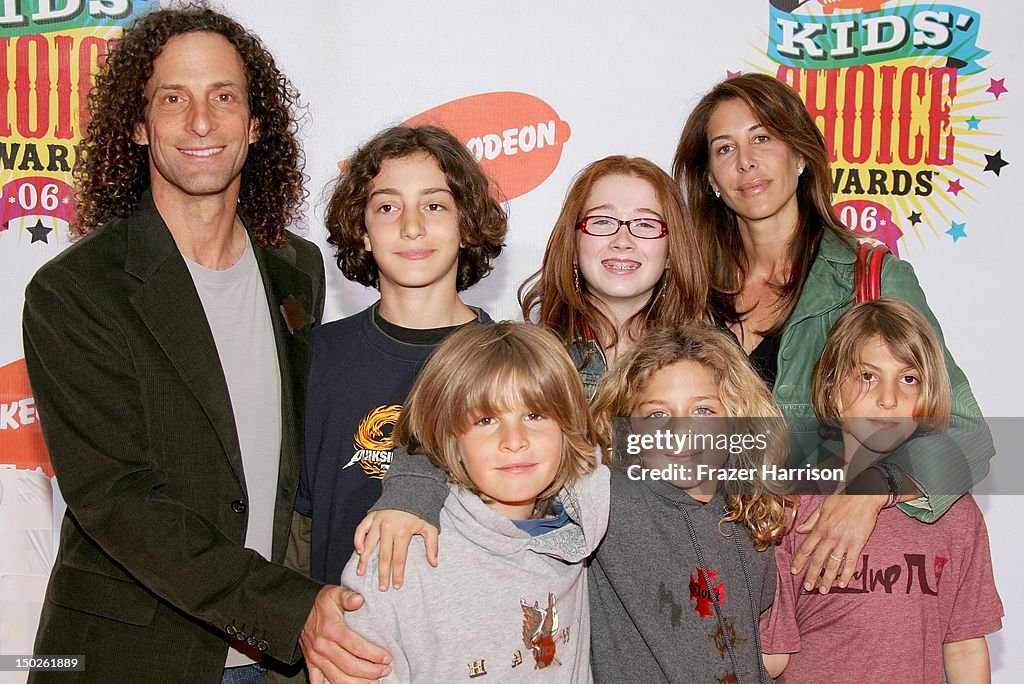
[371,456,776,683]
[343,465,610,683]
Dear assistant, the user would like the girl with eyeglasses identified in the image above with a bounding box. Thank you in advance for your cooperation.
[518,155,709,397]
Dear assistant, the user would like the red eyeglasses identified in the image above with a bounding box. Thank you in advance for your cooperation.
[577,215,668,239]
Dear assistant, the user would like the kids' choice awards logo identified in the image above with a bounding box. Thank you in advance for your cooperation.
[752,0,1007,255]
[0,1,157,472]
[1,176,76,247]
[0,0,158,249]
[401,92,572,201]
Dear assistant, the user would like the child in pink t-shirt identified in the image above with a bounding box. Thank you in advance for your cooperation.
[762,298,1002,683]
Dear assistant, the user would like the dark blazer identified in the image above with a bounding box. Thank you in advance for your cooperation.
[23,192,326,683]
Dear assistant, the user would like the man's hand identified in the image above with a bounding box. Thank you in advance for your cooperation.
[300,586,392,684]
[790,494,886,593]
[354,510,438,591]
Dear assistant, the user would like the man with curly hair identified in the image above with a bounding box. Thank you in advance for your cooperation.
[21,6,376,683]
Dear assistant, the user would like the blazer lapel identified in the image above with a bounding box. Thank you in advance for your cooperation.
[124,193,246,489]
[252,238,314,560]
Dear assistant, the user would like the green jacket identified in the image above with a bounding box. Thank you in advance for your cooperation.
[773,230,992,522]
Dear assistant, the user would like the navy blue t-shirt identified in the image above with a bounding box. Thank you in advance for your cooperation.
[296,302,490,583]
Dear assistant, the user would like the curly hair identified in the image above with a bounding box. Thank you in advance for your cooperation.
[396,322,596,518]
[519,156,710,355]
[325,125,507,291]
[72,2,306,247]
[590,323,791,551]
[672,72,853,335]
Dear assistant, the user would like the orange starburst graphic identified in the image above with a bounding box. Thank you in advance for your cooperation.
[353,404,401,452]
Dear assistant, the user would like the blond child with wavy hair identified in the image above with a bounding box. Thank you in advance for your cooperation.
[587,323,791,683]
[762,298,1002,683]
[340,322,609,683]
[352,323,789,683]
[591,323,790,550]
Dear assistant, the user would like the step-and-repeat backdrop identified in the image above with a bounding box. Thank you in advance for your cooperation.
[1,0,1020,680]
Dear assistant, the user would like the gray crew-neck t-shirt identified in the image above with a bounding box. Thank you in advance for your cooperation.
[185,235,281,667]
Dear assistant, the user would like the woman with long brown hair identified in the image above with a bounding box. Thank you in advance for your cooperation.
[672,72,992,595]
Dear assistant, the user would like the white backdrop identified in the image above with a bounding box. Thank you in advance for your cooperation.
[1,0,1021,680]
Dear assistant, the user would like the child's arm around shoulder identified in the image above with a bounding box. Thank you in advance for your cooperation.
[880,257,994,522]
[562,462,611,553]
[355,447,446,589]
[371,447,448,526]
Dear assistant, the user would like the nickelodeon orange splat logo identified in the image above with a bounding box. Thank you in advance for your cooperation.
[0,358,51,476]
[401,92,571,201]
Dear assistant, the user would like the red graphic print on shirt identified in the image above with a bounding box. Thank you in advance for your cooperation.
[690,566,726,619]
[521,593,560,669]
